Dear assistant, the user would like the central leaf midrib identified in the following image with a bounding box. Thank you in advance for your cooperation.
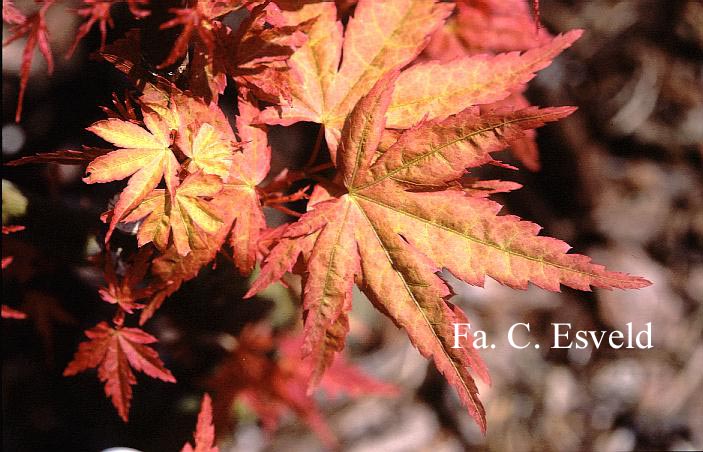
[328,2,416,124]
[314,200,353,335]
[351,198,484,422]
[351,114,551,192]
[353,193,634,285]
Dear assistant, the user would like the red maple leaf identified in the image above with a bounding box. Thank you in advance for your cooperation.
[2,304,27,320]
[208,324,397,448]
[181,393,219,452]
[3,0,55,122]
[2,0,26,24]
[98,249,154,313]
[66,0,115,58]
[64,321,176,421]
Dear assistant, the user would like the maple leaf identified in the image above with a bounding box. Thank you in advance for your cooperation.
[214,2,310,103]
[226,91,269,275]
[2,304,27,319]
[157,0,248,69]
[181,393,219,452]
[136,191,243,323]
[277,333,399,400]
[2,225,26,234]
[425,0,552,59]
[3,0,55,122]
[159,1,308,102]
[157,1,223,70]
[83,111,180,241]
[423,0,561,170]
[66,0,115,58]
[262,1,580,161]
[260,0,453,154]
[249,73,652,431]
[20,290,77,359]
[385,30,582,129]
[98,249,154,313]
[64,321,176,421]
[123,172,224,257]
[180,123,235,178]
[139,83,239,152]
[97,30,179,94]
[2,0,26,25]
[84,85,238,254]
[208,324,396,448]
[133,89,269,322]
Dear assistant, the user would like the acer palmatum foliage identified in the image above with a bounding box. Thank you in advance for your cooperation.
[5,0,650,443]
[182,393,219,452]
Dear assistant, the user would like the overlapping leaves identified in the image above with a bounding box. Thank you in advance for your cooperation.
[5,0,652,436]
[250,72,651,430]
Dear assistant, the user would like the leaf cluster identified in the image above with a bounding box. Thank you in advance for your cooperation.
[4,0,650,442]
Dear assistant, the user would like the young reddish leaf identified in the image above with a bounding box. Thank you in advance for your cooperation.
[261,0,453,155]
[277,333,399,399]
[2,304,27,319]
[156,0,263,71]
[66,0,115,58]
[123,172,224,257]
[2,225,26,234]
[64,322,176,422]
[216,2,309,103]
[181,394,218,452]
[2,256,14,269]
[157,2,217,70]
[2,0,26,25]
[208,325,396,448]
[251,74,651,431]
[426,0,553,59]
[3,0,55,122]
[20,290,77,357]
[98,249,153,313]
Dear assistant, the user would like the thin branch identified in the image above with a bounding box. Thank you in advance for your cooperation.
[304,124,325,168]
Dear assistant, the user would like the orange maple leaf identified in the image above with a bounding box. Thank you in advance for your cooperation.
[64,322,176,421]
[249,72,651,431]
[84,112,180,241]
[260,0,452,154]
[123,172,224,257]
[260,1,579,159]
